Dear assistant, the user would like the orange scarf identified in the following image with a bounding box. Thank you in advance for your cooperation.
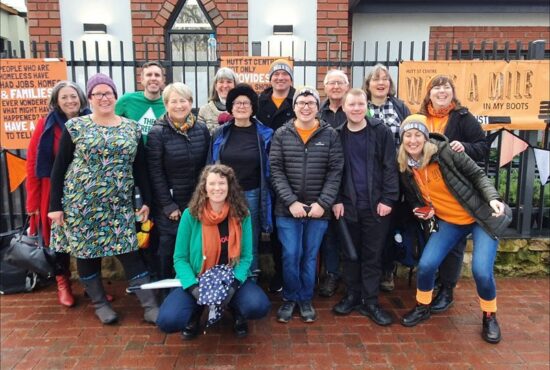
[426,102,455,134]
[199,201,241,274]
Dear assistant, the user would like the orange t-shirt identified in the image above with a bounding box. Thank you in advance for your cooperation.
[272,96,285,109]
[427,115,449,134]
[295,122,319,144]
[413,163,475,225]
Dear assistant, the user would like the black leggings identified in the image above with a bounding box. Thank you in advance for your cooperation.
[54,252,71,276]
[76,251,147,281]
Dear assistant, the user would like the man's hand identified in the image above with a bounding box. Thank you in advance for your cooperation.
[377,203,392,217]
[307,202,325,218]
[289,201,308,218]
[332,203,344,219]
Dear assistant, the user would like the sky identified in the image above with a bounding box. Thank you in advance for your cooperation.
[1,0,27,12]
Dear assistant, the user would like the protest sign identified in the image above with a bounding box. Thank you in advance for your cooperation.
[221,56,293,92]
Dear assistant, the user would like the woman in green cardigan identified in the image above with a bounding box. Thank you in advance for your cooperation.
[156,164,271,339]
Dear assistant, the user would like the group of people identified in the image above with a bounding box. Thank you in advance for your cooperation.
[25,58,509,344]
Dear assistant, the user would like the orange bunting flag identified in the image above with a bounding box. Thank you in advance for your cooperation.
[5,150,27,192]
[499,130,529,167]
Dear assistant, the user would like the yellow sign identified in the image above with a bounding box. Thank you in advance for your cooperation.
[221,56,293,93]
[0,58,68,149]
[398,60,549,130]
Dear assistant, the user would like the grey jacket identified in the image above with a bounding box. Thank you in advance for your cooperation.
[400,133,510,239]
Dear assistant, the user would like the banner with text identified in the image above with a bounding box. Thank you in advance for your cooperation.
[221,56,293,93]
[0,58,68,149]
[398,60,550,130]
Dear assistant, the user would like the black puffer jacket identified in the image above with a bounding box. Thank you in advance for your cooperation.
[257,86,296,131]
[400,134,509,239]
[269,119,344,219]
[442,107,487,162]
[146,115,210,235]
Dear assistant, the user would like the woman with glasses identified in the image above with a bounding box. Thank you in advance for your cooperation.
[209,83,273,278]
[198,67,238,134]
[48,73,158,325]
[147,82,210,284]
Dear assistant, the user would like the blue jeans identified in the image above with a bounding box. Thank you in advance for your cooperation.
[156,280,271,333]
[276,217,328,302]
[417,219,498,301]
[244,188,261,273]
[320,220,340,276]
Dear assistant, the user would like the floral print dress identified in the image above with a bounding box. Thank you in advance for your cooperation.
[51,116,141,258]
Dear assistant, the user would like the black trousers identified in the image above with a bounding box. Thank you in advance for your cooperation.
[158,233,177,281]
[76,251,147,280]
[54,252,71,276]
[342,208,391,304]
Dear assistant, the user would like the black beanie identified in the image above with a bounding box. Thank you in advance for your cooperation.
[226,83,258,116]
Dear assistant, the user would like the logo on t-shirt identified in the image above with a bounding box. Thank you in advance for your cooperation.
[139,107,157,136]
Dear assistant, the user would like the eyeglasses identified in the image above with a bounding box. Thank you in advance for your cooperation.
[326,80,347,87]
[372,77,390,82]
[91,92,115,100]
[233,101,251,107]
[295,101,317,108]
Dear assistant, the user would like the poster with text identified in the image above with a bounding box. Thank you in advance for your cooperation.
[398,60,549,130]
[0,58,68,149]
[221,56,293,93]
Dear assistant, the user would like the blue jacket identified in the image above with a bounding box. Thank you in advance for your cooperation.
[208,117,273,233]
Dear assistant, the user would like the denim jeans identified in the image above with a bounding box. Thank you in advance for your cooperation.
[244,188,261,273]
[320,220,340,276]
[156,280,271,333]
[417,219,498,301]
[276,217,328,302]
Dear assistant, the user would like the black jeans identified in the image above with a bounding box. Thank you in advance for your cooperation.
[76,251,147,280]
[342,208,391,304]
[158,234,177,281]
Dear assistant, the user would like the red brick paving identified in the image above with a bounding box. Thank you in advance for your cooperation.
[1,278,548,369]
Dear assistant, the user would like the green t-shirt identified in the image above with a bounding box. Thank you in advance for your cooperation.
[115,91,165,143]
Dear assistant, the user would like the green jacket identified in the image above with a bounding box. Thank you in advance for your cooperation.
[174,208,252,289]
[400,133,509,239]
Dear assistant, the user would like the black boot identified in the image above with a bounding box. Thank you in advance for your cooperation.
[233,313,249,338]
[401,304,431,327]
[482,312,501,344]
[431,285,454,313]
[81,275,118,325]
[130,276,159,324]
[182,307,204,340]
[332,294,361,315]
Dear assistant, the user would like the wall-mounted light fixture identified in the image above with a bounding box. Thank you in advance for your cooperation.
[83,23,107,34]
[273,25,293,35]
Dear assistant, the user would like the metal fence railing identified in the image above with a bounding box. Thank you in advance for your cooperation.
[1,39,549,237]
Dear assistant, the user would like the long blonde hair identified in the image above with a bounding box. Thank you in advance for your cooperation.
[397,138,438,173]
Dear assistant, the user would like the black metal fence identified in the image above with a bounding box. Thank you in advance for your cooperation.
[1,39,549,237]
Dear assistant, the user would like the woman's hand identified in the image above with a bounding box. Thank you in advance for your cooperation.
[48,211,64,226]
[168,209,181,221]
[377,203,392,217]
[289,201,308,218]
[489,200,505,217]
[136,205,150,223]
[413,207,435,220]
[307,202,325,218]
[449,140,465,153]
[332,203,344,219]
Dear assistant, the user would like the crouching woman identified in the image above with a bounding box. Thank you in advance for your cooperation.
[397,115,510,344]
[156,164,271,338]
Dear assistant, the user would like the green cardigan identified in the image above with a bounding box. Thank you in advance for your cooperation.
[174,208,252,289]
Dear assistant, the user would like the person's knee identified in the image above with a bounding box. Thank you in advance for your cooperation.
[417,259,437,278]
[156,309,184,333]
[472,266,493,287]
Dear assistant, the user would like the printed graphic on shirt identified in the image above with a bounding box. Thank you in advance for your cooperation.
[138,107,157,137]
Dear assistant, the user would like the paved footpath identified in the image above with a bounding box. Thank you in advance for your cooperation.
[1,277,548,369]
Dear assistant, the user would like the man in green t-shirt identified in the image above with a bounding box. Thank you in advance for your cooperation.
[116,61,166,143]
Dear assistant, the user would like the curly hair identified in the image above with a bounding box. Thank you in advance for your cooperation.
[187,164,249,220]
[418,74,463,115]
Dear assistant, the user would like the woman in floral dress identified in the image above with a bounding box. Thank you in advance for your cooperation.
[48,73,159,325]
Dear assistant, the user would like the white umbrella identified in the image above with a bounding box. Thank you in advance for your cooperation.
[127,278,182,292]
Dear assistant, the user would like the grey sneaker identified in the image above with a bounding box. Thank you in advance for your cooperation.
[379,271,395,292]
[298,301,317,323]
[277,301,296,323]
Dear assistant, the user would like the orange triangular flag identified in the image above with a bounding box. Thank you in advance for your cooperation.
[5,150,27,192]
[499,130,529,167]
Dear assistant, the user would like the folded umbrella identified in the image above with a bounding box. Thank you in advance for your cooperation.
[126,278,182,292]
[336,217,358,261]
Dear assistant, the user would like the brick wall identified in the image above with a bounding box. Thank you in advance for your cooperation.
[429,26,550,59]
[316,0,350,92]
[26,0,62,56]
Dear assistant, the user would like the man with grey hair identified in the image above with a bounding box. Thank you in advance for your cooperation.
[317,69,349,297]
